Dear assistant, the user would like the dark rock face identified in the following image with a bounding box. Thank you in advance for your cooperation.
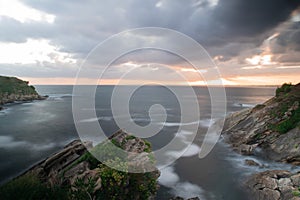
[223,84,300,165]
[244,159,260,166]
[246,170,300,200]
[24,140,92,186]
[16,130,160,199]
[0,76,47,106]
[223,83,300,200]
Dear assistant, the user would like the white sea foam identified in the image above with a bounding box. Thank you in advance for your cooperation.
[220,142,300,176]
[171,182,205,199]
[166,144,201,158]
[233,103,255,108]
[79,116,113,123]
[0,107,11,116]
[31,142,56,151]
[158,118,215,128]
[158,166,180,187]
[47,93,73,101]
[0,136,27,148]
[159,165,205,199]
[0,136,59,152]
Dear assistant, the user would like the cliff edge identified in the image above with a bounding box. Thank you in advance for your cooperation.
[0,76,46,109]
[223,83,300,200]
[0,130,160,200]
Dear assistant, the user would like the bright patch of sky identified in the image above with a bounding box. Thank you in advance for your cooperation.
[0,0,55,23]
[0,39,75,64]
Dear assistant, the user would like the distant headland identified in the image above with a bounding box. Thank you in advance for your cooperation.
[0,76,47,110]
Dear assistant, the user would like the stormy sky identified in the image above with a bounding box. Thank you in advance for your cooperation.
[0,0,300,85]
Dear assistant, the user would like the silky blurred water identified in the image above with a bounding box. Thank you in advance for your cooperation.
[0,85,277,199]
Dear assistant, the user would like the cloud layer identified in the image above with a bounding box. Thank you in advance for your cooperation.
[0,0,299,85]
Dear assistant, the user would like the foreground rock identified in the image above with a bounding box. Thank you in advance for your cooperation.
[0,130,160,200]
[246,170,300,200]
[223,83,300,165]
[223,83,300,200]
[0,75,47,106]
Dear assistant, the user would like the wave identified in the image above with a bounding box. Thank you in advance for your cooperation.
[166,144,201,158]
[0,136,57,152]
[232,103,255,108]
[79,116,113,123]
[158,118,215,128]
[219,142,300,177]
[0,108,11,116]
[47,93,73,101]
[158,165,206,199]
[0,136,27,148]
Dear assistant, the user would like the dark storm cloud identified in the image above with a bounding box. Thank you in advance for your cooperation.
[6,0,300,53]
[276,22,300,51]
[212,0,300,37]
[0,17,56,43]
[1,0,300,80]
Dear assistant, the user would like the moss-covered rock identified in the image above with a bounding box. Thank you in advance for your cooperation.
[0,75,45,105]
[223,83,300,165]
[0,130,160,200]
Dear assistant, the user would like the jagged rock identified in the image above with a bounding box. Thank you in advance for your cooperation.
[223,84,300,165]
[291,173,300,186]
[246,170,300,200]
[245,159,260,166]
[238,144,256,155]
[0,76,47,106]
[13,130,160,199]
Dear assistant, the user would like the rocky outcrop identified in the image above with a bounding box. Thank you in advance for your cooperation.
[12,130,160,199]
[0,76,47,106]
[0,93,46,105]
[223,83,300,165]
[246,170,300,200]
[223,83,300,200]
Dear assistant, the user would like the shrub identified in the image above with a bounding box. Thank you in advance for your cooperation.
[0,173,68,200]
[276,83,293,97]
[292,189,300,197]
[274,106,300,134]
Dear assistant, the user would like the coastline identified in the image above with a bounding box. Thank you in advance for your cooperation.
[222,83,300,200]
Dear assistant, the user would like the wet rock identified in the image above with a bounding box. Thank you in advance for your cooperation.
[14,130,160,199]
[245,159,260,166]
[238,144,255,155]
[291,173,300,186]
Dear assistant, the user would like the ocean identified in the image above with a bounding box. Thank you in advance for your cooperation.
[1,85,291,199]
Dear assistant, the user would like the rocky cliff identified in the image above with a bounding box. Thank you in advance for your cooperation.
[0,130,160,200]
[223,83,300,200]
[0,76,46,109]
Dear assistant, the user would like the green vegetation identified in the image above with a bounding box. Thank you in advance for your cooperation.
[272,106,300,134]
[0,76,37,95]
[267,83,300,134]
[0,173,68,200]
[71,177,97,200]
[276,83,293,97]
[125,135,136,140]
[62,151,100,176]
[0,135,158,200]
[97,159,157,200]
[292,187,300,197]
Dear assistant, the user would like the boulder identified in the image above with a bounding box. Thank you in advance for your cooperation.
[245,159,260,167]
[246,170,300,200]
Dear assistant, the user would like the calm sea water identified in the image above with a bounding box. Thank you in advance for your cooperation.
[0,85,279,199]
